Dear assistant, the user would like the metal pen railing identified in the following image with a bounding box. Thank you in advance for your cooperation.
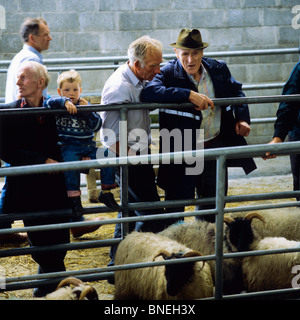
[1,95,300,299]
[0,47,297,103]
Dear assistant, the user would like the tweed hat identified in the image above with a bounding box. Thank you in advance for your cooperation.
[170,28,208,50]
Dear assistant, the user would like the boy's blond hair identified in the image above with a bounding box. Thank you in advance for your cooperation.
[57,69,82,89]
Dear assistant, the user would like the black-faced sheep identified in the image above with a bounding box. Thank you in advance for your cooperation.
[227,207,300,242]
[114,231,214,300]
[159,212,265,294]
[38,277,98,300]
[242,236,300,294]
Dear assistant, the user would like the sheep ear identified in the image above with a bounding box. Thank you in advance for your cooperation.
[244,212,265,224]
[153,249,171,261]
[56,277,83,289]
[223,215,234,225]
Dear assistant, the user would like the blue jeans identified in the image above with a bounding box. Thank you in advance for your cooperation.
[61,143,116,192]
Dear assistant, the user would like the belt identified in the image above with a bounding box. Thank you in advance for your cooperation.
[204,135,220,148]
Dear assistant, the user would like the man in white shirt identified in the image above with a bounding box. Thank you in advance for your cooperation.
[5,17,52,103]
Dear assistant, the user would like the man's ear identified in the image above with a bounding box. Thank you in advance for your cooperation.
[133,60,141,71]
[38,77,45,89]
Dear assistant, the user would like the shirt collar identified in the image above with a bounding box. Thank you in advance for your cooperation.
[125,62,145,88]
[188,64,207,86]
[23,43,44,62]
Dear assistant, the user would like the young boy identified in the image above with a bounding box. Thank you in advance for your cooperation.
[44,70,118,219]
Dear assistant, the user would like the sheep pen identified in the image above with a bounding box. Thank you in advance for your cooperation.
[0,156,298,300]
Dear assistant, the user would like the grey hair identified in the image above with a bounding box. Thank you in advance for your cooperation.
[128,36,163,67]
[19,61,51,89]
[20,17,48,43]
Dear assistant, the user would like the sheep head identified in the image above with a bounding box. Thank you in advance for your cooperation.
[154,250,203,297]
[53,277,98,300]
[223,212,265,252]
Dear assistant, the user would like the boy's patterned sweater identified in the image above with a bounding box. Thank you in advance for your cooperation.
[44,97,102,145]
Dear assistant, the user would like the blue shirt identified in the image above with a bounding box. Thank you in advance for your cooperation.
[5,44,47,103]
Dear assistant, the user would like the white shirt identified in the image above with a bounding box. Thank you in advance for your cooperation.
[5,44,47,103]
[100,62,151,152]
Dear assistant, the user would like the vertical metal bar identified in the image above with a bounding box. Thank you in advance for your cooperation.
[214,155,226,299]
[119,108,129,237]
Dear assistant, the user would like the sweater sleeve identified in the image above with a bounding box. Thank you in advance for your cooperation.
[43,96,69,109]
[82,109,102,132]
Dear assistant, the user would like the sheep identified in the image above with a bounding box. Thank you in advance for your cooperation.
[37,277,98,300]
[114,231,214,300]
[159,212,265,294]
[227,207,300,241]
[242,237,300,294]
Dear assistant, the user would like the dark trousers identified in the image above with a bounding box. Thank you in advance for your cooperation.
[289,136,300,201]
[109,164,170,264]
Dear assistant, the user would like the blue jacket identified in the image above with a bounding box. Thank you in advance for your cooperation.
[141,57,256,176]
[274,62,300,141]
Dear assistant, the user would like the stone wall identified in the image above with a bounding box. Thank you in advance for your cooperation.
[0,0,299,143]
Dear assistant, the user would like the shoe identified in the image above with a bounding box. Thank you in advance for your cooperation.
[0,232,28,244]
[99,191,119,210]
[71,216,104,238]
[69,196,84,222]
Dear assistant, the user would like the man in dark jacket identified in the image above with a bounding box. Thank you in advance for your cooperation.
[141,28,256,222]
[263,61,300,199]
[0,61,71,297]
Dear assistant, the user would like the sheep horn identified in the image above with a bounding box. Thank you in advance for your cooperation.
[223,216,234,225]
[244,212,265,224]
[153,249,171,261]
[182,251,205,271]
[56,277,84,290]
[182,251,202,258]
[79,285,98,300]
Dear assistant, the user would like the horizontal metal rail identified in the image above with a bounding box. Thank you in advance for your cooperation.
[0,94,299,117]
[0,47,298,68]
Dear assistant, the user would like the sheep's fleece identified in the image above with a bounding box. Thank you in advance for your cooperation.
[114,231,214,300]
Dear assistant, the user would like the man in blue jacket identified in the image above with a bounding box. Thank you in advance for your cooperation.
[263,62,300,200]
[141,28,256,222]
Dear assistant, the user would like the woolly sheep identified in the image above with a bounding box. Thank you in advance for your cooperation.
[114,231,214,300]
[159,212,265,294]
[242,237,300,293]
[37,277,98,300]
[227,207,300,241]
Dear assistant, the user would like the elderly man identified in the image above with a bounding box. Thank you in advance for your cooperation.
[0,17,52,243]
[141,28,256,222]
[5,17,52,103]
[101,36,210,269]
[0,61,70,297]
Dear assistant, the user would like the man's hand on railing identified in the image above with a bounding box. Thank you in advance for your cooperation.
[188,91,214,111]
[262,137,283,160]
